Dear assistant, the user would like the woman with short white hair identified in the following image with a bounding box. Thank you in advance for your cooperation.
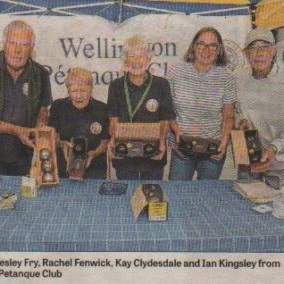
[49,67,109,179]
[107,35,176,180]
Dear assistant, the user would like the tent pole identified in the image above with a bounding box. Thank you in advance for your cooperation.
[123,3,184,15]
[0,0,45,10]
[249,4,257,28]
[194,6,250,15]
[54,1,115,10]
[118,0,123,23]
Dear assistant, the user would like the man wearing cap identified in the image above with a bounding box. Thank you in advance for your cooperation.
[236,27,284,186]
[0,20,52,176]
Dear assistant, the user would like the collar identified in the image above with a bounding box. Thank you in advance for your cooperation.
[2,54,30,81]
[189,62,215,76]
[250,63,279,79]
[267,63,279,78]
[68,97,93,112]
[126,71,150,88]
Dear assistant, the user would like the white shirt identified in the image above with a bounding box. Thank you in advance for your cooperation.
[236,64,284,170]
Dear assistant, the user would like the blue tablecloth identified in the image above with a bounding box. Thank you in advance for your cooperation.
[0,176,283,252]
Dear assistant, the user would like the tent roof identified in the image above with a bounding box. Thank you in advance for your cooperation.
[0,0,259,21]
[255,0,284,29]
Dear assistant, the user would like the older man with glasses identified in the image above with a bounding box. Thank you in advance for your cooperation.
[236,27,284,188]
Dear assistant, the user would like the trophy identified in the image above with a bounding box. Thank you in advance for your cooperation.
[114,123,160,158]
[67,136,88,181]
[244,130,262,163]
[30,126,59,187]
[142,184,164,203]
[231,129,262,166]
[0,193,17,210]
[178,135,220,157]
[131,184,168,221]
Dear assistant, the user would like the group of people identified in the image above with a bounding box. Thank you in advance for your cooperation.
[0,19,283,186]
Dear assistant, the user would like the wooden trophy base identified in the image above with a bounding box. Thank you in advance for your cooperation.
[114,123,160,159]
[178,136,220,157]
[231,130,262,166]
[30,126,59,187]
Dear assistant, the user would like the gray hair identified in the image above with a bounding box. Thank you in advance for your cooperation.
[122,35,152,62]
[3,20,35,48]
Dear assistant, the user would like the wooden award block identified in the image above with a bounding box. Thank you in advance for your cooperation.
[231,130,262,166]
[67,136,88,181]
[130,184,168,221]
[178,135,220,157]
[114,123,160,158]
[30,126,59,187]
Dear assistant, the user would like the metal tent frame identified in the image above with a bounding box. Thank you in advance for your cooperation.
[0,0,255,22]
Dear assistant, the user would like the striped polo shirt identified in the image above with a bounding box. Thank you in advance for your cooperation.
[167,62,236,140]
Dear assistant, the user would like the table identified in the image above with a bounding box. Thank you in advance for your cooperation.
[0,176,283,252]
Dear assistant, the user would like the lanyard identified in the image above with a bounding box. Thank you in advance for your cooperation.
[124,73,153,122]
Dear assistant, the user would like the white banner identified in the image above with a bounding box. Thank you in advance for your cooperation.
[0,14,251,103]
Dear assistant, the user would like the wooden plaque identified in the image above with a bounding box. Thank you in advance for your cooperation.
[30,126,59,187]
[231,130,262,166]
[114,123,160,158]
[115,123,160,140]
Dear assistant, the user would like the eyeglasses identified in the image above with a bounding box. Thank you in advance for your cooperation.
[247,44,273,54]
[194,42,219,51]
[5,41,32,49]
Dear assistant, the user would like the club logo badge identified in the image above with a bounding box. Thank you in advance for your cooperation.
[22,82,29,96]
[90,122,102,135]
[146,99,159,112]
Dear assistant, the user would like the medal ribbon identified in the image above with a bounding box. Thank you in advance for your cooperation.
[124,73,153,122]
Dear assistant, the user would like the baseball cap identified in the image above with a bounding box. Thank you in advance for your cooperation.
[245,27,275,48]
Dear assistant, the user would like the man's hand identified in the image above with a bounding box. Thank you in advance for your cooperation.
[36,107,48,127]
[18,129,35,148]
[0,122,35,148]
[251,146,276,173]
